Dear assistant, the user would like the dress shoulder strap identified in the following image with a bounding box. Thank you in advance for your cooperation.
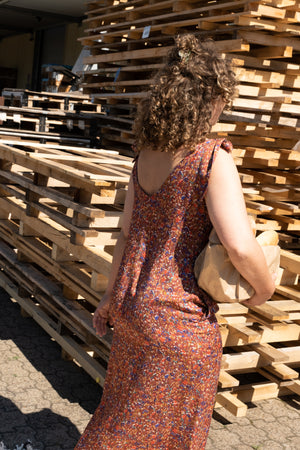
[196,138,233,196]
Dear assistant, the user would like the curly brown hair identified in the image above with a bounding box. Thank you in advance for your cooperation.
[133,34,238,153]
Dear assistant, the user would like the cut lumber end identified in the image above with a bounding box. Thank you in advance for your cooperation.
[215,391,248,417]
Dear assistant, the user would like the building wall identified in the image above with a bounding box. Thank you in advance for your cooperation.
[64,23,84,67]
[0,33,34,89]
[0,22,84,89]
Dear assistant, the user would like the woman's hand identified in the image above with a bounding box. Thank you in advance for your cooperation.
[241,292,271,308]
[241,273,277,308]
[93,293,113,337]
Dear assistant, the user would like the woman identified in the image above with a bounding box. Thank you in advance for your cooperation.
[75,35,275,449]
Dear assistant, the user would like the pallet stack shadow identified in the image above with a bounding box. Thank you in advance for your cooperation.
[0,140,299,417]
[79,0,300,248]
[0,88,105,147]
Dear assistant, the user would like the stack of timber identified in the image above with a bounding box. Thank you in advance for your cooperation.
[0,89,104,146]
[41,65,79,93]
[2,88,101,112]
[0,139,132,384]
[79,0,300,249]
[0,139,298,417]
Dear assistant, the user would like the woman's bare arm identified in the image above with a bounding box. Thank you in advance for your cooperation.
[93,175,134,336]
[105,175,134,296]
[205,148,275,307]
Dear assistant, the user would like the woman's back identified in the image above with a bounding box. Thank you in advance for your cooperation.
[136,146,193,195]
[109,139,231,343]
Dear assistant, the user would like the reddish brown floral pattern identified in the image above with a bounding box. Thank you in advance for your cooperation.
[75,139,232,449]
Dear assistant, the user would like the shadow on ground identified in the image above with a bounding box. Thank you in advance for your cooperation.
[0,396,81,449]
[0,288,101,415]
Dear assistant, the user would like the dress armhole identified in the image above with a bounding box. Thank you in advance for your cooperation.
[199,138,233,198]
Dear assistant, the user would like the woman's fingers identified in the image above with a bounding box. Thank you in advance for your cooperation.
[242,298,260,307]
[93,307,113,337]
[94,315,107,337]
[241,294,270,308]
[92,295,114,337]
[98,319,107,337]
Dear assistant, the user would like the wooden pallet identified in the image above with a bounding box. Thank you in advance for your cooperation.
[78,0,300,164]
[2,89,101,113]
[0,139,298,417]
[76,0,300,249]
[0,231,298,416]
[0,102,108,146]
[0,128,92,147]
[0,268,109,385]
[0,89,109,146]
[215,247,300,414]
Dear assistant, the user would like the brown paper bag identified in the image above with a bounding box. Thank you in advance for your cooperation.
[194,229,280,303]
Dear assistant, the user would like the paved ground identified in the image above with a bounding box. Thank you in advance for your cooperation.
[0,288,299,450]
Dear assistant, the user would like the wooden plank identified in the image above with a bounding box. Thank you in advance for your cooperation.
[246,303,290,321]
[227,324,262,344]
[0,197,113,276]
[234,67,300,89]
[263,0,297,7]
[218,303,248,316]
[83,0,175,24]
[238,30,300,51]
[218,370,240,388]
[266,364,299,380]
[280,249,300,274]
[222,345,300,371]
[236,15,300,34]
[0,128,91,145]
[233,147,300,163]
[286,380,300,395]
[228,382,279,403]
[14,237,105,307]
[246,311,288,331]
[229,54,300,74]
[275,285,300,302]
[233,97,300,115]
[224,323,300,346]
[270,300,300,313]
[0,241,94,330]
[247,3,286,19]
[249,343,290,363]
[83,39,249,66]
[251,46,293,59]
[215,391,248,417]
[262,201,300,215]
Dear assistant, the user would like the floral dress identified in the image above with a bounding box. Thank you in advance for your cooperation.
[75,138,232,449]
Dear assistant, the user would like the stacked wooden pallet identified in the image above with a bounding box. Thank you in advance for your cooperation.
[0,89,105,146]
[79,0,300,248]
[2,88,101,112]
[0,139,298,417]
[0,0,298,418]
[216,252,300,415]
[0,139,132,383]
[79,0,300,133]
